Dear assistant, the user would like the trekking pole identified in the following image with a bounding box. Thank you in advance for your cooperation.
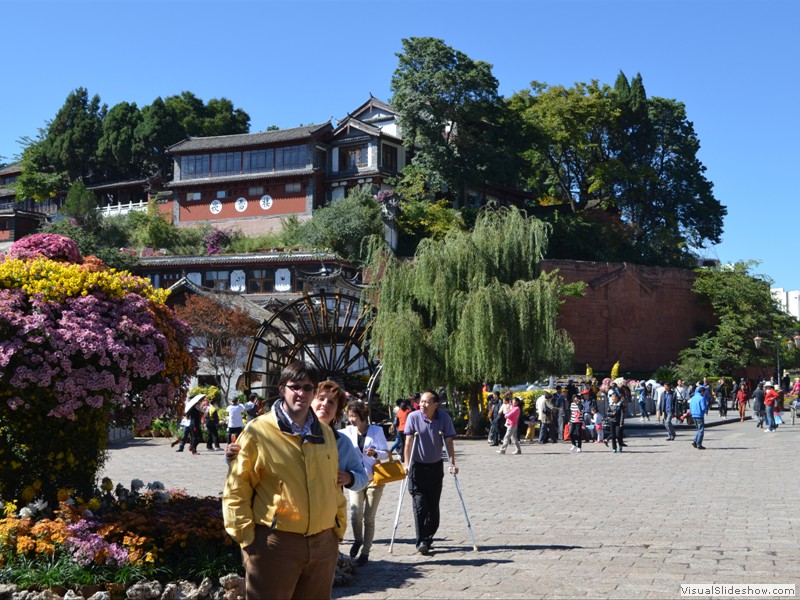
[388,432,417,554]
[440,431,478,551]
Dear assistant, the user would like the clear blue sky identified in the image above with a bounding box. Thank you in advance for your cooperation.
[2,0,797,290]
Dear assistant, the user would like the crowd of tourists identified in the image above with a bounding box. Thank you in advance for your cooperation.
[484,374,798,453]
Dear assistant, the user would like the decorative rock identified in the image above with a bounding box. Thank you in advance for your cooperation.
[217,575,243,600]
[196,578,213,599]
[62,591,83,599]
[158,583,179,600]
[125,581,162,600]
[87,593,111,600]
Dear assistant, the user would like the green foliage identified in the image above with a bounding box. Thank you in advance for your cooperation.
[508,74,726,267]
[136,97,185,178]
[390,165,465,247]
[224,230,290,253]
[40,219,138,272]
[298,186,384,263]
[366,206,581,435]
[0,405,109,508]
[42,88,106,180]
[675,261,800,378]
[15,134,67,202]
[390,37,510,204]
[129,201,174,249]
[61,181,100,230]
[95,101,146,181]
[164,92,250,137]
[653,365,678,384]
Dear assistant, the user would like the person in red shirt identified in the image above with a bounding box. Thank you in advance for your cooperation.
[764,382,780,432]
[389,399,412,461]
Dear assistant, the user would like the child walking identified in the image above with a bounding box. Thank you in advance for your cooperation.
[591,406,604,444]
[569,395,583,453]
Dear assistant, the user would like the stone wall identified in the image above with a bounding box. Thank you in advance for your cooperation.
[541,259,716,375]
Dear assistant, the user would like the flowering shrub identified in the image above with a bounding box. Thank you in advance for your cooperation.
[0,234,196,506]
[6,233,83,263]
[0,481,237,589]
[203,229,231,255]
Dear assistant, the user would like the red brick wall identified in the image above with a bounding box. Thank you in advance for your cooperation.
[541,259,716,374]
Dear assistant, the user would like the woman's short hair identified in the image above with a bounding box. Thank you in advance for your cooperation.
[317,380,347,419]
[346,398,370,421]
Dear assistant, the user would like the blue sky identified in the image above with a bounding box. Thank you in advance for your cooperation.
[2,0,797,289]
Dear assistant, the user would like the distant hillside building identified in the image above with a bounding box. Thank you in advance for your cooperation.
[771,287,800,320]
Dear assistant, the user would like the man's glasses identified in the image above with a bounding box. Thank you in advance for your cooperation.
[285,384,315,393]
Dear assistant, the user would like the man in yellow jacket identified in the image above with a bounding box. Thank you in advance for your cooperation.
[223,361,346,599]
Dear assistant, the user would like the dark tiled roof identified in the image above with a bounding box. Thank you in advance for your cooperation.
[0,162,22,176]
[167,123,331,154]
[87,178,150,191]
[138,251,343,268]
[168,168,315,188]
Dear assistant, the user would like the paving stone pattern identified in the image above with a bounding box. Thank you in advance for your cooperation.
[101,416,800,599]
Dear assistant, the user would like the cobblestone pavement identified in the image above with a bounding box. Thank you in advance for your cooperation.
[101,416,800,599]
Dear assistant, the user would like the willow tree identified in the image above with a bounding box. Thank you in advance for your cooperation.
[366,206,580,435]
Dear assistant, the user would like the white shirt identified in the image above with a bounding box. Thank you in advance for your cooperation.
[227,403,245,428]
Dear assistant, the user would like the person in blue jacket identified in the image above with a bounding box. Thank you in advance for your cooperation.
[690,385,710,449]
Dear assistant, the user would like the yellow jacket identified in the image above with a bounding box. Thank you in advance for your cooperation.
[222,407,346,547]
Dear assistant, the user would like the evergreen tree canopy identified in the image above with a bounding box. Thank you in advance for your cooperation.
[508,73,726,267]
[390,37,510,205]
[366,206,580,434]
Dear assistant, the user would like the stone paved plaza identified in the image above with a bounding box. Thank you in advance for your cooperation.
[101,416,800,599]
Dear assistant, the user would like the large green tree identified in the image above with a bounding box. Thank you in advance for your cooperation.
[164,91,250,137]
[509,74,726,267]
[95,101,146,180]
[390,37,511,207]
[366,206,580,434]
[676,261,800,382]
[136,97,186,178]
[43,87,106,180]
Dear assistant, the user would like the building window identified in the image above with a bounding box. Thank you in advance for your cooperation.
[203,270,230,291]
[340,145,368,170]
[180,155,210,180]
[243,149,273,173]
[211,152,241,176]
[249,186,264,196]
[381,144,398,171]
[216,190,227,199]
[248,269,274,294]
[186,192,202,201]
[276,145,308,171]
[285,183,301,193]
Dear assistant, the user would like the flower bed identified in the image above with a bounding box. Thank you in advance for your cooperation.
[0,479,241,598]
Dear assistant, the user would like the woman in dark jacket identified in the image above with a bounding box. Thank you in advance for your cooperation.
[607,390,625,453]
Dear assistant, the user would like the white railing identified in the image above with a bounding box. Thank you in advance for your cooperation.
[97,200,149,217]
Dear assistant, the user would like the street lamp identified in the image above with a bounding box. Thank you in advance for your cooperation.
[753,334,800,385]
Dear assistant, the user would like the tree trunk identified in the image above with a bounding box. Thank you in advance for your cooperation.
[466,381,485,436]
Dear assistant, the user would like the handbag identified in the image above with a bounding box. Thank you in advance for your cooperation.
[372,458,406,485]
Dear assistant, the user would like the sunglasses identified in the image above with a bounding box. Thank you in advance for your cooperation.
[285,384,315,393]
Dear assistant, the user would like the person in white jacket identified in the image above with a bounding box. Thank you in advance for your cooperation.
[342,399,390,566]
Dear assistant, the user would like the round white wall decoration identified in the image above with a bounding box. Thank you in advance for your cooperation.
[260,195,273,210]
[235,197,248,212]
[210,200,222,215]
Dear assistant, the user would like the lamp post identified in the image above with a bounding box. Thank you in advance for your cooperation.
[752,333,800,387]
